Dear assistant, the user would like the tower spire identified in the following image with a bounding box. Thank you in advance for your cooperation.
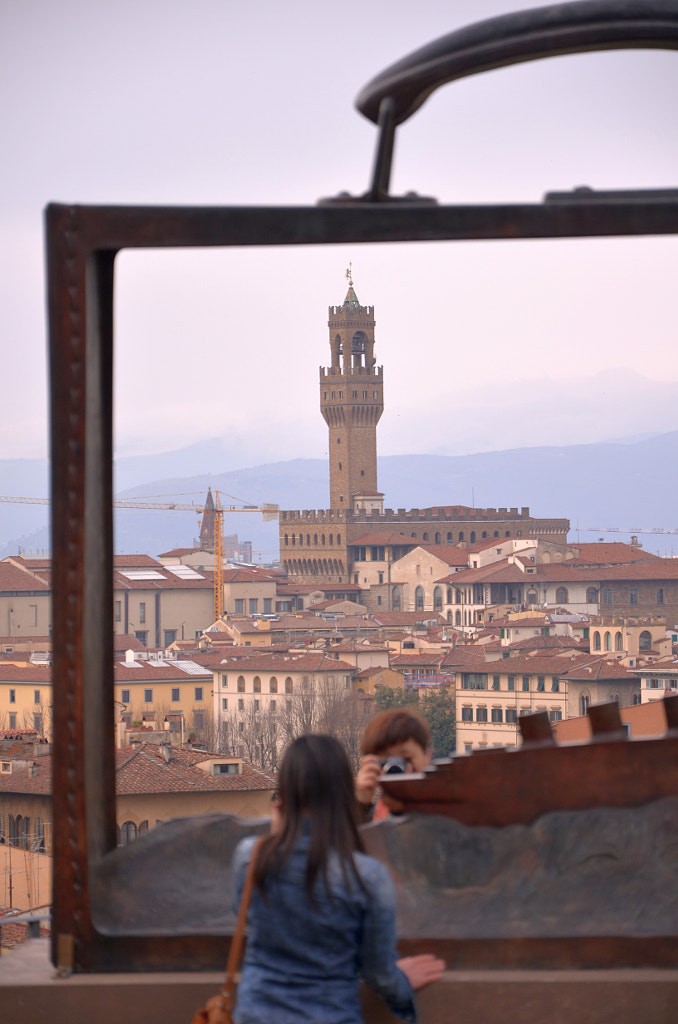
[320,277,384,510]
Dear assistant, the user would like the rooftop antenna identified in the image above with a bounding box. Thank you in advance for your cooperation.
[346,262,353,285]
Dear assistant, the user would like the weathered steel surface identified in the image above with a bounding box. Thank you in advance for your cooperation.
[76,799,678,970]
[380,699,678,827]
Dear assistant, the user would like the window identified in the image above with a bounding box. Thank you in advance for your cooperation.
[647,677,660,689]
[522,676,530,692]
[215,763,238,775]
[604,631,612,651]
[164,630,176,646]
[270,699,277,713]
[193,710,205,732]
[629,588,638,605]
[285,677,293,694]
[114,600,121,622]
[656,588,664,604]
[537,677,545,692]
[639,630,652,651]
[433,586,442,611]
[491,708,503,723]
[505,708,517,723]
[121,689,131,705]
[392,586,401,611]
[491,676,500,690]
[593,631,601,651]
[171,687,180,702]
[235,599,244,614]
[139,602,146,624]
[253,677,261,693]
[269,677,278,693]
[476,706,488,723]
[254,699,260,712]
[555,587,568,604]
[461,706,473,721]
[222,674,228,688]
[603,588,613,605]
[615,632,623,651]
[586,587,598,604]
[461,673,487,690]
[9,689,16,704]
[34,712,43,734]
[549,709,562,722]
[8,713,16,729]
[263,598,272,614]
[507,676,515,691]
[414,585,425,610]
[302,676,310,691]
[238,698,244,711]
[119,821,137,846]
[580,694,590,716]
[194,687,204,702]
[135,631,147,646]
[222,698,228,711]
[249,598,258,615]
[143,688,153,704]
[237,676,246,692]
[551,678,560,692]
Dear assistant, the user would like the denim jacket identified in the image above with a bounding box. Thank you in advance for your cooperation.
[231,829,417,1024]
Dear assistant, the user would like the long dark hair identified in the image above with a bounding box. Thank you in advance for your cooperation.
[253,734,365,904]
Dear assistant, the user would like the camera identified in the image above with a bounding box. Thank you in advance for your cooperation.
[380,756,408,775]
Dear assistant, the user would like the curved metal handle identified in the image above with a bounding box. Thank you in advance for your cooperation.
[355,0,678,199]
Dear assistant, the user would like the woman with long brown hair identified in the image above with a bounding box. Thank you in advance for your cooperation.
[231,734,444,1023]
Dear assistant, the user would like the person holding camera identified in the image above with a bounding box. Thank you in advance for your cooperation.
[355,709,431,822]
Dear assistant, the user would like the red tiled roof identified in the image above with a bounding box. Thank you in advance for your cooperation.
[0,563,50,591]
[115,743,277,795]
[570,543,661,566]
[0,664,51,682]
[114,554,164,567]
[418,545,469,566]
[0,744,277,797]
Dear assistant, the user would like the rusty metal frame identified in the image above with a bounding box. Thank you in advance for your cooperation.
[47,0,678,974]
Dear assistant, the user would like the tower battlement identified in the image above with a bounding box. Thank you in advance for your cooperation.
[319,365,383,380]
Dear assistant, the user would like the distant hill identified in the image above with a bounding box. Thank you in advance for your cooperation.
[2,431,678,560]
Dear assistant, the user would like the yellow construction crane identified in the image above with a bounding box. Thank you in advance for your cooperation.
[0,493,279,625]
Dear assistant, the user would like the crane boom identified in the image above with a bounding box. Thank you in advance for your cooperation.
[0,495,278,515]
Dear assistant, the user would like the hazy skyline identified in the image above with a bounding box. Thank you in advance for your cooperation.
[2,0,677,466]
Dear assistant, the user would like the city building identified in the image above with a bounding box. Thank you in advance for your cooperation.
[279,277,570,589]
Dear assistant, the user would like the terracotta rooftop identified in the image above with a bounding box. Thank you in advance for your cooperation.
[115,743,277,795]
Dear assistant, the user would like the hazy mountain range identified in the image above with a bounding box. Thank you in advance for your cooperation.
[2,430,678,561]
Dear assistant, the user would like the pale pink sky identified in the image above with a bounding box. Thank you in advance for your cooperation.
[1,0,677,463]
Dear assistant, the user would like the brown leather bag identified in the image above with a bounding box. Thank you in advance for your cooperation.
[190,837,265,1024]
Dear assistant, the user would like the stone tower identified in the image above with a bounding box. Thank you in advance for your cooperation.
[320,273,384,511]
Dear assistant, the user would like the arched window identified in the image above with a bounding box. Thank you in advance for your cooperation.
[337,534,341,545]
[253,676,261,693]
[285,677,293,694]
[284,534,288,546]
[505,531,511,538]
[527,591,537,605]
[593,631,601,651]
[299,534,303,546]
[433,586,442,611]
[555,587,568,604]
[615,632,623,651]
[639,630,652,651]
[392,586,401,611]
[269,676,278,693]
[458,532,464,543]
[415,586,424,611]
[447,611,452,623]
[422,532,429,541]
[493,531,499,538]
[455,610,461,626]
[435,533,441,544]
[120,821,137,846]
[470,531,476,543]
[604,631,612,651]
[580,694,590,716]
[138,820,149,835]
[447,532,453,542]
[32,817,45,853]
[586,587,598,604]
[482,531,487,539]
[237,676,246,692]
[329,534,334,546]
[321,534,325,545]
[446,587,452,604]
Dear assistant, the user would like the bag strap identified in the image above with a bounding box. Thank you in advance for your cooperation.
[221,835,266,1007]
